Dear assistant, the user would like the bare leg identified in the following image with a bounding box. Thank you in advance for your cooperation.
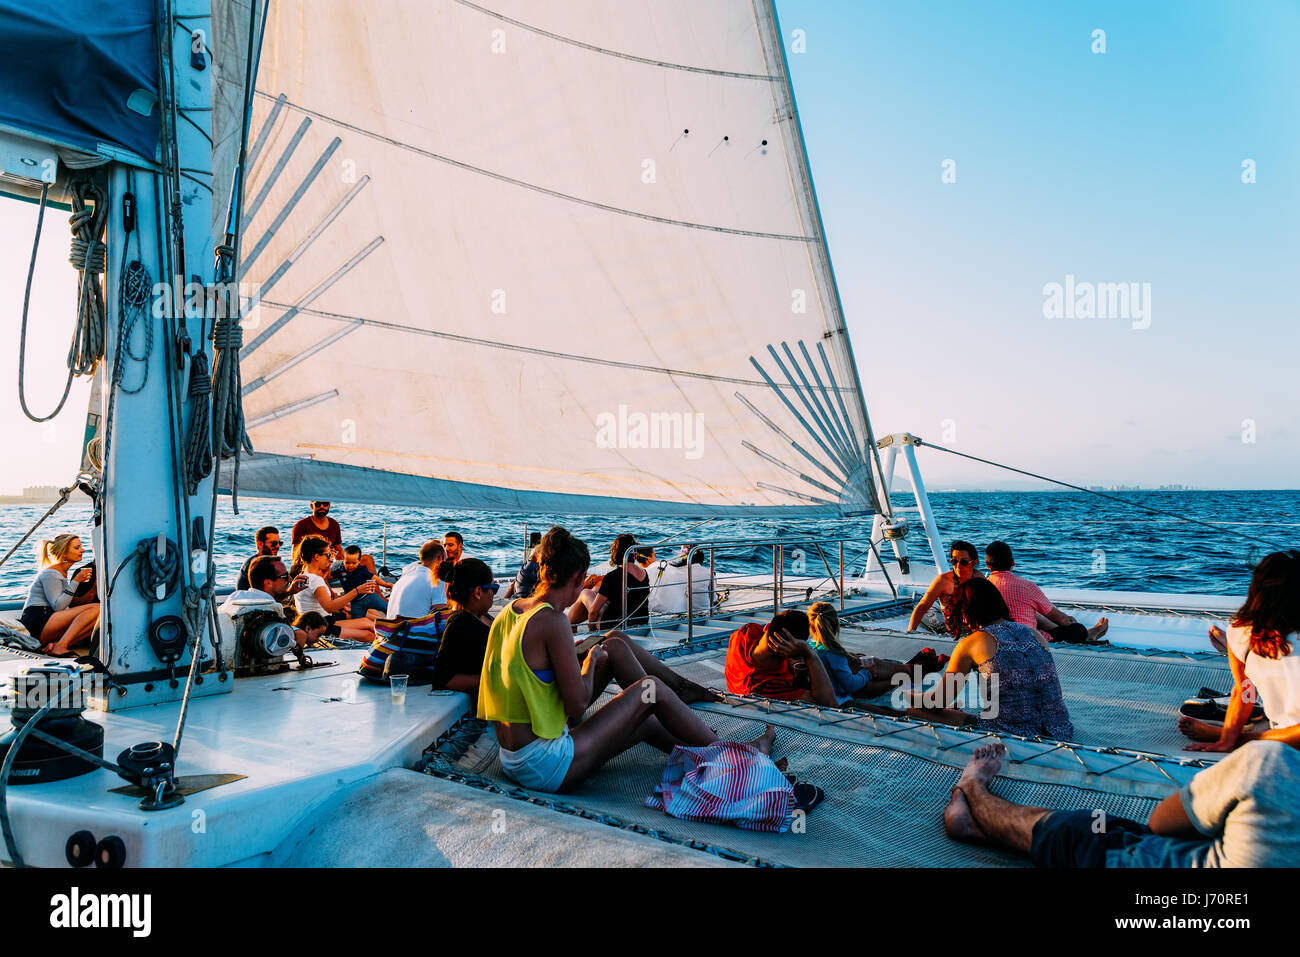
[580,645,680,752]
[567,597,591,628]
[602,635,721,704]
[907,706,975,726]
[336,623,374,641]
[563,677,717,789]
[952,743,1051,855]
[43,604,100,655]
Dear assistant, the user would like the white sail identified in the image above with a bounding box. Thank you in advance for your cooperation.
[214,0,881,516]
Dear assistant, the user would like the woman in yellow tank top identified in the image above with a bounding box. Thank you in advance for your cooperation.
[479,526,775,793]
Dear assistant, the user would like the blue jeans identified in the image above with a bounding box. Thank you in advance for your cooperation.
[1030,809,1150,868]
[348,592,388,617]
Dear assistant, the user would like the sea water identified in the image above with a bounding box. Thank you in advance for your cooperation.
[1,489,1296,603]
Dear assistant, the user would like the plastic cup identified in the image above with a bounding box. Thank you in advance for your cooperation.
[390,674,408,705]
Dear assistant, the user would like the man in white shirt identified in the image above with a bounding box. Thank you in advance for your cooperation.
[222,557,314,648]
[387,540,448,619]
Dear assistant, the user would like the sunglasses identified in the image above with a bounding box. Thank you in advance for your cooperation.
[266,541,282,549]
[273,572,291,581]
[950,557,975,567]
[478,582,501,594]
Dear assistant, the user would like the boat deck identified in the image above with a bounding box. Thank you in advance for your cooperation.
[420,601,1233,868]
[1,593,1235,867]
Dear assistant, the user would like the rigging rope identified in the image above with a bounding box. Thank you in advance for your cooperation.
[183,354,213,494]
[16,178,108,423]
[0,485,75,572]
[917,440,1286,550]
[209,243,252,510]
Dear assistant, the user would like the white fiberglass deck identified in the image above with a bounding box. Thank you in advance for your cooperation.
[0,650,469,867]
[0,587,1239,868]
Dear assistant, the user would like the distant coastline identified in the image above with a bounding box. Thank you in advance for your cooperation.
[0,485,91,506]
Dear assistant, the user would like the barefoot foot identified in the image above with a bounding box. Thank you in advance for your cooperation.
[944,786,988,842]
[747,724,777,756]
[957,742,1006,792]
[1177,715,1220,742]
[1087,618,1110,642]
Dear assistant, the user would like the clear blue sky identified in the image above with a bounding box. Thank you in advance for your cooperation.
[1,1,1296,492]
[777,0,1299,489]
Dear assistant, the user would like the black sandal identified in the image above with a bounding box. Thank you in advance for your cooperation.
[792,782,826,813]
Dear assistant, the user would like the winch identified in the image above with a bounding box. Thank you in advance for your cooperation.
[0,663,105,785]
[215,598,311,677]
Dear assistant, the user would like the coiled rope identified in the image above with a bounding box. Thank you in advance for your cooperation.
[16,177,108,422]
[209,242,252,509]
[183,354,213,494]
[67,179,108,373]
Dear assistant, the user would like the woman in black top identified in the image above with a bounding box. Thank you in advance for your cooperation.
[589,534,650,630]
[430,558,499,697]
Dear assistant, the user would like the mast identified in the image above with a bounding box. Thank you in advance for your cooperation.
[94,0,232,709]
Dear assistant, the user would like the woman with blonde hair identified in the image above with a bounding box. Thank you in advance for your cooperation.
[806,602,914,705]
[20,534,100,656]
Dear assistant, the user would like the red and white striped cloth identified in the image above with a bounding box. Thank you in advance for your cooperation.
[645,741,795,832]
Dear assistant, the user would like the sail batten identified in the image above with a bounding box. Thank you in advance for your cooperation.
[215,0,881,516]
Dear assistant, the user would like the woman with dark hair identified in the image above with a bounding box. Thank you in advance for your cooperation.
[586,533,650,631]
[430,558,499,698]
[906,539,985,639]
[292,534,376,641]
[1181,550,1300,752]
[478,526,766,793]
[292,611,330,648]
[904,577,1074,738]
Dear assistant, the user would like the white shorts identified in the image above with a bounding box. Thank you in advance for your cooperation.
[499,726,574,793]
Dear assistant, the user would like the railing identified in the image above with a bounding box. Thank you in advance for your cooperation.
[597,533,900,640]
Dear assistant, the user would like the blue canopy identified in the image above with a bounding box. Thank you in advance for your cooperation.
[0,0,159,162]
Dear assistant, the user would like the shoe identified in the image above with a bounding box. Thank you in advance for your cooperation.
[791,782,825,813]
[1179,696,1266,726]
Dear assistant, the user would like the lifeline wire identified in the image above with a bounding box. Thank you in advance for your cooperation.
[918,440,1286,551]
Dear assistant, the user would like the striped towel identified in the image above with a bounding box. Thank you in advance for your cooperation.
[645,741,795,833]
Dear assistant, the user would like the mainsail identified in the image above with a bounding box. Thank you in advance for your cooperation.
[213,0,882,517]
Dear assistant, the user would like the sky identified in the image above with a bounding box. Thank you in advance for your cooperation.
[1,0,1297,493]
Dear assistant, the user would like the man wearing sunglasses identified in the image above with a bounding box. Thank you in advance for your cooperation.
[907,540,985,639]
[291,501,344,561]
[235,556,313,647]
[236,525,282,590]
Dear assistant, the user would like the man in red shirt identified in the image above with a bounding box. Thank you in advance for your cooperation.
[290,501,344,561]
[984,541,1108,644]
[725,609,838,706]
